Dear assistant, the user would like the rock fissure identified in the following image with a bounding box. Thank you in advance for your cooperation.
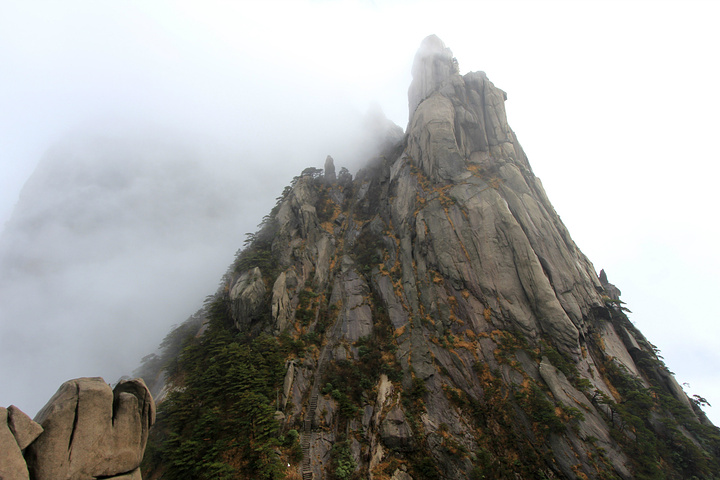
[67,382,81,460]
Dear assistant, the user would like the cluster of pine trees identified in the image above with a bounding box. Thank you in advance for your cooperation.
[142,297,293,480]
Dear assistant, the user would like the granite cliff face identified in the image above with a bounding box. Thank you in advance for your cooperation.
[142,36,720,480]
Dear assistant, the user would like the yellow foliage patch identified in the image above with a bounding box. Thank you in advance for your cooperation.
[454,340,475,350]
[571,464,589,480]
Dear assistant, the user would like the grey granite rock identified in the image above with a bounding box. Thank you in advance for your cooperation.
[144,34,717,480]
[324,155,336,182]
[230,266,267,330]
[381,406,415,452]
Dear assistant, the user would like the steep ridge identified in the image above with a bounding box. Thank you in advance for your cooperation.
[141,36,720,480]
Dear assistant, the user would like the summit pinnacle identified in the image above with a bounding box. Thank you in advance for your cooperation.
[408,34,458,119]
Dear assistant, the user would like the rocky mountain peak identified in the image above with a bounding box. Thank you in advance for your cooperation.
[408,34,458,119]
[138,37,720,480]
[406,35,524,185]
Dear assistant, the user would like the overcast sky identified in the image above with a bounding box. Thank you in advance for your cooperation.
[1,0,719,424]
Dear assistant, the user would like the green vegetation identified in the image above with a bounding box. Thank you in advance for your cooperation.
[320,281,402,422]
[514,383,565,436]
[354,226,385,275]
[142,297,287,480]
[410,454,440,479]
[589,308,720,480]
[234,216,278,277]
[329,439,357,480]
[278,331,307,358]
[599,357,718,479]
[321,361,364,419]
[134,308,205,383]
[296,287,319,326]
[466,362,552,478]
[316,185,335,223]
[356,302,402,382]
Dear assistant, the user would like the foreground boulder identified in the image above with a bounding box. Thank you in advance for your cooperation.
[1,405,43,480]
[24,377,155,480]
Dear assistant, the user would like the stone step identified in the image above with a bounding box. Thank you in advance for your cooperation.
[307,391,319,430]
[301,430,312,477]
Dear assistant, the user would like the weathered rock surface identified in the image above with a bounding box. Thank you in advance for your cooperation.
[539,357,633,478]
[229,266,267,330]
[408,35,458,120]
[380,406,415,452]
[7,405,43,450]
[142,35,720,480]
[1,406,36,480]
[107,468,143,480]
[390,468,413,480]
[599,268,622,300]
[332,267,373,342]
[324,155,336,182]
[25,377,155,480]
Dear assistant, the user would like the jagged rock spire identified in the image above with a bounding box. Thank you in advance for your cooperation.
[406,35,524,183]
[324,155,336,182]
[408,35,458,120]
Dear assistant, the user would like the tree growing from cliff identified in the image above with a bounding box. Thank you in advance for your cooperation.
[146,298,286,480]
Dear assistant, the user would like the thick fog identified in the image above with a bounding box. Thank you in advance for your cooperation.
[0,124,389,417]
[1,1,719,425]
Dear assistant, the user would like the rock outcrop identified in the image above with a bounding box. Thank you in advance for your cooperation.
[1,406,43,480]
[229,266,267,331]
[408,35,459,120]
[324,155,336,182]
[141,36,720,480]
[0,377,154,480]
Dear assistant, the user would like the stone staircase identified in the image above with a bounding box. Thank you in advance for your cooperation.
[301,435,312,480]
[301,389,319,480]
[300,336,333,480]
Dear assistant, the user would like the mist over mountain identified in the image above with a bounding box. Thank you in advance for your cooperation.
[2,135,234,273]
[0,133,241,415]
[2,2,719,430]
[1,4,720,479]
[0,112,398,418]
